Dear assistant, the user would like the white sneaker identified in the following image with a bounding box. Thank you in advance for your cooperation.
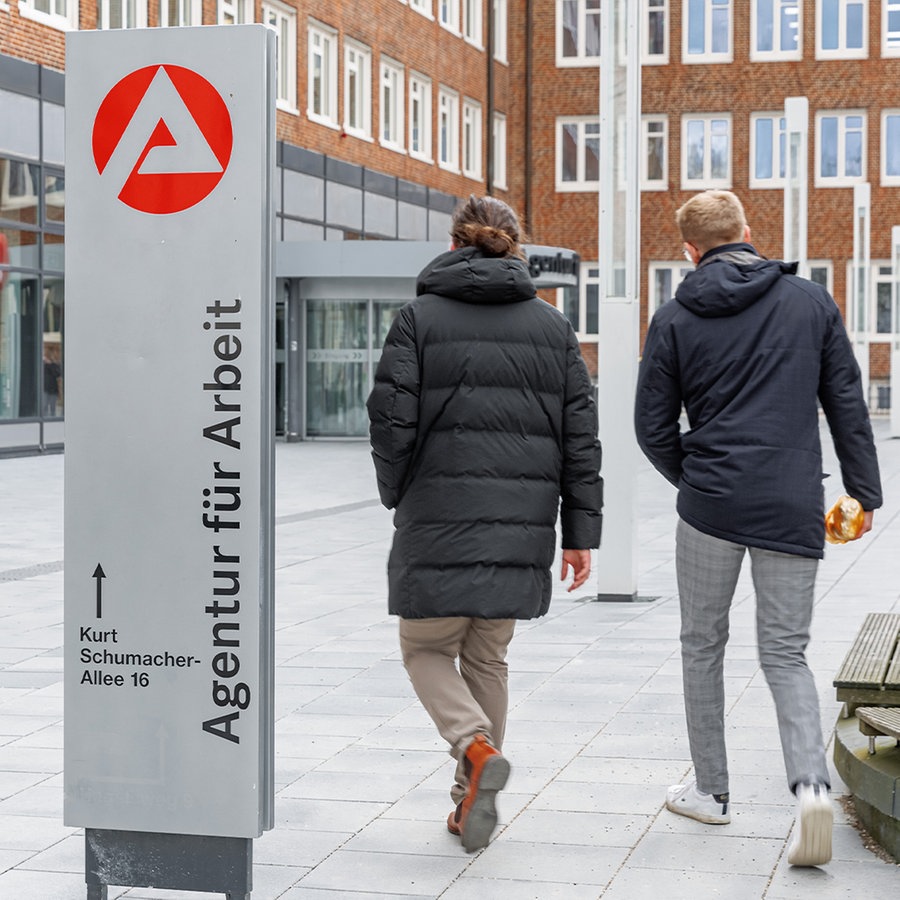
[665,781,731,824]
[787,782,833,867]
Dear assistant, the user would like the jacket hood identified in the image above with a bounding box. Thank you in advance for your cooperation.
[675,243,798,318]
[416,246,536,305]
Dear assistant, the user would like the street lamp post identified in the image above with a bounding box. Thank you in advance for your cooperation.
[891,226,900,437]
[784,97,808,277]
[852,183,871,409]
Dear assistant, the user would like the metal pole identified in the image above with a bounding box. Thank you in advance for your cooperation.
[784,97,808,278]
[596,0,640,601]
[852,183,871,408]
[891,226,900,437]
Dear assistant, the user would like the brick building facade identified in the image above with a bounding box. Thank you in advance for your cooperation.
[0,1,897,451]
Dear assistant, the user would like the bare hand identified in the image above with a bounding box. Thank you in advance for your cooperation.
[852,510,874,540]
[560,549,591,592]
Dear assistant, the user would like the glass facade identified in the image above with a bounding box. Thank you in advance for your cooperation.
[0,68,66,449]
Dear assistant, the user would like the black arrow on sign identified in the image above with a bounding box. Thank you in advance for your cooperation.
[93,564,106,619]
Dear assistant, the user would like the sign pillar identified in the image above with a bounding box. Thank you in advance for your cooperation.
[851,183,871,408]
[784,97,808,277]
[596,0,641,601]
[64,25,275,899]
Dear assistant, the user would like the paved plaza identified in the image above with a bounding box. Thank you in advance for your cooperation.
[1,419,898,899]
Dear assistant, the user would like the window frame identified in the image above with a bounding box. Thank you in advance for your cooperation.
[682,0,733,64]
[816,0,867,60]
[218,0,252,23]
[264,0,298,114]
[557,263,600,340]
[642,0,669,64]
[344,40,373,141]
[681,113,732,189]
[750,0,801,61]
[815,109,866,187]
[410,0,433,18]
[438,87,460,173]
[98,0,148,29]
[17,0,79,30]
[884,0,900,57]
[462,98,483,180]
[493,0,509,63]
[492,111,507,190]
[380,57,406,153]
[462,0,483,47]
[749,111,787,188]
[556,0,601,67]
[556,116,601,192]
[159,0,201,26]
[648,261,693,319]
[308,20,339,128]
[439,0,460,34]
[641,115,668,191]
[881,109,900,186]
[409,72,433,162]
[807,259,833,293]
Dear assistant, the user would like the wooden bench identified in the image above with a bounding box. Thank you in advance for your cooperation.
[833,612,900,716]
[855,707,900,755]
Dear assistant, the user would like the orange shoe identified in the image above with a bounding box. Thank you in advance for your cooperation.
[454,734,510,852]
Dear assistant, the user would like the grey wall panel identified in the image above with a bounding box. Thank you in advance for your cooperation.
[283,169,324,221]
[326,182,363,231]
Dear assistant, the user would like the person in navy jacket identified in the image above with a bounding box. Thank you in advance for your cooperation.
[635,190,882,867]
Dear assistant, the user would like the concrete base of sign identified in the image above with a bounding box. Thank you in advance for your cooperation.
[595,592,658,603]
[85,829,252,899]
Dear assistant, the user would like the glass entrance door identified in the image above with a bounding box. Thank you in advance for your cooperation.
[304,298,403,437]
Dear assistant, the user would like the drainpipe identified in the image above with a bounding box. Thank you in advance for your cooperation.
[524,0,533,232]
[486,0,495,194]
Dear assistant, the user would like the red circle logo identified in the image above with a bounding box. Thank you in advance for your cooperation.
[92,65,233,215]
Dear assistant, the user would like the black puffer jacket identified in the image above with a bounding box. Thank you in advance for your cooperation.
[367,246,603,619]
[635,243,882,558]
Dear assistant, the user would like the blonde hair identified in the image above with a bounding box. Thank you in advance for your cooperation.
[676,190,747,255]
[450,194,525,259]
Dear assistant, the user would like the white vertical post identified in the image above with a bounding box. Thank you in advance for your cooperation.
[891,226,900,437]
[596,0,640,601]
[852,183,871,408]
[784,97,808,277]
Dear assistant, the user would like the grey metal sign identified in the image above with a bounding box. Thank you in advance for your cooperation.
[64,25,275,839]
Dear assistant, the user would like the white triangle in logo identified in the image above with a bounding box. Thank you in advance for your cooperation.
[102,67,223,192]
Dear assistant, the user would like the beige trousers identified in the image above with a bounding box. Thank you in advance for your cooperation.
[399,616,515,804]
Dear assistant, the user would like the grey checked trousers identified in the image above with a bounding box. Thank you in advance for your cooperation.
[676,518,829,796]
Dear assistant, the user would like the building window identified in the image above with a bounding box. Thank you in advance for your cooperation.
[556,117,600,191]
[815,110,865,186]
[493,112,507,189]
[344,42,372,140]
[218,0,251,23]
[440,0,460,33]
[409,74,433,161]
[264,1,297,113]
[884,1,900,56]
[558,264,600,338]
[410,0,432,17]
[18,0,79,29]
[750,113,786,187]
[816,0,866,59]
[873,265,895,334]
[308,21,338,126]
[557,0,601,66]
[808,260,833,292]
[643,0,669,64]
[462,99,482,179]
[493,0,508,62]
[438,87,460,172]
[751,0,801,59]
[681,114,731,188]
[98,0,148,28]
[380,59,405,152]
[160,0,200,25]
[641,116,667,190]
[683,0,732,62]
[882,111,900,185]
[463,0,483,46]
[648,262,693,318]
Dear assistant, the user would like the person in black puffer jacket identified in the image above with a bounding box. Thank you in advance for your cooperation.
[367,195,602,852]
[635,190,882,868]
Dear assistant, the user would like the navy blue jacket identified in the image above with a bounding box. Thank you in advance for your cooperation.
[367,246,603,619]
[635,243,882,558]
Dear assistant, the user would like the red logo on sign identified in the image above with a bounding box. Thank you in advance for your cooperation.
[92,65,233,215]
